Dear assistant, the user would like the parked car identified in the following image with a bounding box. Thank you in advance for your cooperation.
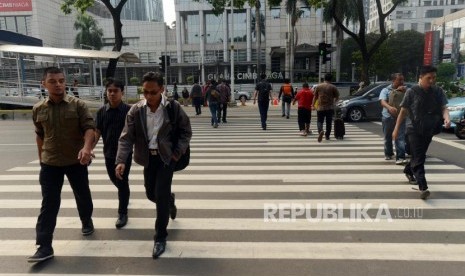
[233,90,253,101]
[446,96,465,129]
[336,82,414,122]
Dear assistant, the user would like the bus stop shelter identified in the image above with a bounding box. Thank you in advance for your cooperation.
[0,44,140,98]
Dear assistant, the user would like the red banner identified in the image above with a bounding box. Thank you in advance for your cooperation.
[0,0,32,12]
[423,31,433,66]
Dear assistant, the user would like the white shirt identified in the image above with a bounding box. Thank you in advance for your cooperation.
[146,94,167,150]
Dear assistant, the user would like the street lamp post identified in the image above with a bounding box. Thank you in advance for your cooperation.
[230,0,235,103]
[351,62,356,82]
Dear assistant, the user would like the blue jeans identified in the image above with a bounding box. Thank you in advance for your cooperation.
[258,100,270,128]
[281,99,291,117]
[382,116,406,159]
[209,102,219,125]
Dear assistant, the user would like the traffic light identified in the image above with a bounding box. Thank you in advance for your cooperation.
[159,55,166,72]
[318,42,332,64]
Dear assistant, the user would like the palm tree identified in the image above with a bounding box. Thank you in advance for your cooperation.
[321,1,358,81]
[73,13,104,50]
[269,0,308,82]
[251,3,265,75]
[62,0,129,78]
[284,0,307,83]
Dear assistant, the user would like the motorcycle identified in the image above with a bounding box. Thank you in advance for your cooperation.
[454,118,465,139]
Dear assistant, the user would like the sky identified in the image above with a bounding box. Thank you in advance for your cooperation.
[162,0,175,25]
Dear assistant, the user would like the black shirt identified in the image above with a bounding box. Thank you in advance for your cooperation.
[255,80,272,102]
[96,102,131,159]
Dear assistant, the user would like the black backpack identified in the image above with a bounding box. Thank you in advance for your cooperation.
[410,85,444,136]
[166,100,190,171]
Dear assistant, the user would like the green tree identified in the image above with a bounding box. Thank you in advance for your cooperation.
[385,30,424,80]
[61,0,129,78]
[73,12,103,50]
[437,62,456,82]
[307,0,408,84]
[194,0,264,76]
[341,31,424,82]
[269,0,308,83]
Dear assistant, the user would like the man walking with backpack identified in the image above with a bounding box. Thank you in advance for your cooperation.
[206,80,221,128]
[393,66,450,200]
[379,73,407,164]
[217,79,231,123]
[253,73,273,130]
[278,78,294,119]
[115,72,192,258]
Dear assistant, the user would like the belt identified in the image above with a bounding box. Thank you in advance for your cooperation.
[149,149,159,155]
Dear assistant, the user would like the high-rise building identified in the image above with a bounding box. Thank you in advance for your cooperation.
[109,0,164,22]
[368,0,465,34]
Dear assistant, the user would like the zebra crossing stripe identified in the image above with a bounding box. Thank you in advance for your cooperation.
[2,173,465,182]
[1,199,465,209]
[1,217,465,231]
[1,184,464,193]
[1,240,465,261]
[7,164,461,172]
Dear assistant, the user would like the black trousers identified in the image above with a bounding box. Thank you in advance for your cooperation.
[143,154,174,242]
[297,108,311,131]
[193,97,202,115]
[105,155,132,215]
[217,103,228,122]
[258,100,270,128]
[317,109,334,138]
[403,132,433,191]
[36,163,93,247]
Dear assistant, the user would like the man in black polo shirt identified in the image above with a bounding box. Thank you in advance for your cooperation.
[94,78,132,228]
[253,74,273,130]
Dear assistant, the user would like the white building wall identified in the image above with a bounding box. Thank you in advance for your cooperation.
[368,0,465,34]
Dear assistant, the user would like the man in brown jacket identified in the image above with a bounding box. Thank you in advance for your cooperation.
[115,72,192,259]
[313,73,340,142]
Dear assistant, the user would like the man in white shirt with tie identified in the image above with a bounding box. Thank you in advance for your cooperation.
[116,72,192,259]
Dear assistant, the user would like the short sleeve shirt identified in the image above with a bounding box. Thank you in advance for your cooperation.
[401,85,448,128]
[295,88,314,110]
[314,83,339,111]
[96,102,131,159]
[379,85,393,119]
[33,95,95,166]
[255,81,272,102]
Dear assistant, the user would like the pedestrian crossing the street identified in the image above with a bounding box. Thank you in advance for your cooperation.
[1,106,465,275]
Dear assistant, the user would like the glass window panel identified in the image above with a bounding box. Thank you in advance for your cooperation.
[186,14,200,44]
[5,17,16,32]
[205,13,224,43]
[271,8,280,19]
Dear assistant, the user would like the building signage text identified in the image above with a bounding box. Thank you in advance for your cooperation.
[0,0,32,12]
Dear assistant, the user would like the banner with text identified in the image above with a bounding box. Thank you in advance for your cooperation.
[0,0,32,12]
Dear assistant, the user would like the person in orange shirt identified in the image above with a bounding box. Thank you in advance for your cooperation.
[292,83,314,136]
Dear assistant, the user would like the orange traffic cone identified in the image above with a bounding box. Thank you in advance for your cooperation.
[273,98,278,106]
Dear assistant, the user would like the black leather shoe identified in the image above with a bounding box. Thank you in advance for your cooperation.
[115,214,128,229]
[27,246,54,263]
[169,193,177,220]
[152,241,166,259]
[82,218,94,236]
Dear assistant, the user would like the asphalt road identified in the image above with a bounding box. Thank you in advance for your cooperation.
[1,105,465,275]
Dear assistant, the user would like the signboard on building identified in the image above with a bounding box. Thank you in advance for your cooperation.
[423,31,440,66]
[0,0,32,12]
[443,28,453,61]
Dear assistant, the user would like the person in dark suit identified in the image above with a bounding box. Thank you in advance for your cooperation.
[115,72,192,259]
